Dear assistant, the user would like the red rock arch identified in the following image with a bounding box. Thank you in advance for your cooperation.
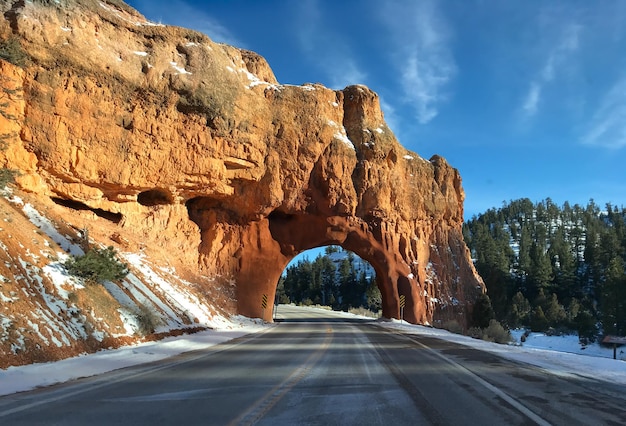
[181,85,486,327]
[186,196,482,326]
[2,25,485,326]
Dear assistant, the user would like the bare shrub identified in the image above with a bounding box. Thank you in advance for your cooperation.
[467,320,512,344]
[133,305,160,336]
[441,320,464,335]
[0,168,17,188]
[348,307,381,318]
[467,327,483,339]
[484,319,512,344]
[0,37,28,67]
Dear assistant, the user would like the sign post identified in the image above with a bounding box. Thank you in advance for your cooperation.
[602,335,626,360]
[399,295,406,324]
[261,294,268,321]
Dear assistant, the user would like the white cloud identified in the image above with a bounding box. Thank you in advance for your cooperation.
[522,83,541,117]
[379,96,399,135]
[294,0,367,89]
[328,59,367,91]
[294,0,320,52]
[381,0,456,124]
[196,18,242,47]
[581,77,626,149]
[520,22,581,119]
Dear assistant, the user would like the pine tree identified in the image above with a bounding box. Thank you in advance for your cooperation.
[319,256,337,307]
[471,293,494,328]
[365,278,382,311]
[508,291,531,328]
[528,240,554,299]
[574,310,597,343]
[530,306,548,332]
[543,293,566,327]
[338,257,358,309]
[548,226,578,302]
[600,257,626,335]
[275,276,290,304]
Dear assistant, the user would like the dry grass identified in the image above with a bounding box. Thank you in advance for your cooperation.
[348,307,381,318]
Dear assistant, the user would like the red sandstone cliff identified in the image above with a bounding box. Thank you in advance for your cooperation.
[0,0,484,362]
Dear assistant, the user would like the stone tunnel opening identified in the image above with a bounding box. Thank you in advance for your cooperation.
[191,208,431,325]
[231,210,411,324]
[276,245,382,318]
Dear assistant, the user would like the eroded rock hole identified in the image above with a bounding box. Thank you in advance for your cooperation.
[137,189,173,206]
[185,196,243,228]
[51,197,122,224]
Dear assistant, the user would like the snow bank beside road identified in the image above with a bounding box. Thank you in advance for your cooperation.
[0,317,270,396]
[381,320,626,386]
[2,306,625,397]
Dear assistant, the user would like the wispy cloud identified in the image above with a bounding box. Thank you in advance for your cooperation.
[520,22,581,119]
[379,96,399,135]
[581,77,626,149]
[195,18,242,47]
[294,0,366,89]
[380,0,456,124]
[128,0,243,47]
[522,83,541,117]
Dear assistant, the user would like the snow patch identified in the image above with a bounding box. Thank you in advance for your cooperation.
[99,2,164,27]
[327,120,355,150]
[170,62,192,75]
[238,67,279,91]
[123,253,218,329]
[14,200,84,256]
[0,291,16,303]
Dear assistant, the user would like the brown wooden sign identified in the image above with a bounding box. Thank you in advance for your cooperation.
[602,335,626,345]
[603,335,626,359]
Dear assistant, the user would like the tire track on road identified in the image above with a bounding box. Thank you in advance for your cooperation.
[374,326,552,426]
[230,326,334,426]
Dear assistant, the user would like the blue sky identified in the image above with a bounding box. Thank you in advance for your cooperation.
[125,0,626,220]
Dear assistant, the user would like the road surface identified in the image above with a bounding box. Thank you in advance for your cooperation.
[1,305,625,425]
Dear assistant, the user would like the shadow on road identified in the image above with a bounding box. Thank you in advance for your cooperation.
[275,317,374,323]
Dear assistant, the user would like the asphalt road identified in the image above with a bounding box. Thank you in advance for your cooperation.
[1,305,625,425]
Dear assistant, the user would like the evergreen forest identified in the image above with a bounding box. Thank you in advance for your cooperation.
[463,198,626,340]
[279,198,626,342]
[277,246,382,313]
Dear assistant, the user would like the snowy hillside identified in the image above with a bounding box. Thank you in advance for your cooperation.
[0,189,233,369]
[325,247,376,280]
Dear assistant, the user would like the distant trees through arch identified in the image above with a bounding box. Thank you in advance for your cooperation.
[277,246,381,314]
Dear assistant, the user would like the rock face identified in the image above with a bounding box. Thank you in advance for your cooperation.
[0,0,484,325]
